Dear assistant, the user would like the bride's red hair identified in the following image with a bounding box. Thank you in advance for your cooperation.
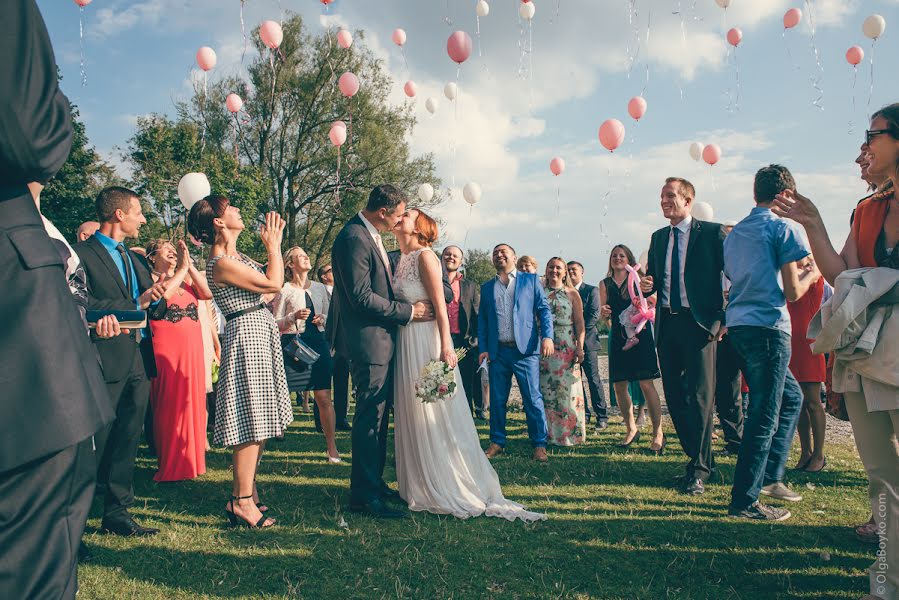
[413,209,439,246]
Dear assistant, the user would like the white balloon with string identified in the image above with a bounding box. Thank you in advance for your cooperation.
[462,182,481,248]
[863,15,886,112]
[475,1,489,58]
[74,0,92,86]
[178,173,211,211]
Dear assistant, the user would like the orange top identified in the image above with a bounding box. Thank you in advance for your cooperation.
[851,188,893,268]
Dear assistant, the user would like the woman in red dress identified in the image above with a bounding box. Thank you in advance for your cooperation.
[147,239,214,482]
[787,260,826,473]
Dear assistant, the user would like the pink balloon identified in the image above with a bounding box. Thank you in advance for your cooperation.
[627,96,647,121]
[225,93,243,113]
[392,29,407,46]
[321,0,335,4]
[550,157,565,176]
[259,20,283,49]
[329,124,347,147]
[336,29,353,49]
[338,72,360,97]
[846,45,865,66]
[404,80,417,98]
[74,0,92,6]
[447,31,473,65]
[196,46,217,72]
[783,8,802,29]
[332,120,347,131]
[702,144,722,166]
[598,119,626,152]
[726,27,742,47]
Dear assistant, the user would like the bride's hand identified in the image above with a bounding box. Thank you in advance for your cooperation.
[442,345,458,369]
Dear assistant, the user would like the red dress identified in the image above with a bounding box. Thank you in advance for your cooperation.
[150,283,207,481]
[787,277,826,383]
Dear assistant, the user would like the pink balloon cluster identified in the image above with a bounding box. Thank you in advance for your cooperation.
[627,96,647,121]
[447,31,473,64]
[726,27,743,47]
[226,93,243,114]
[846,45,864,65]
[599,119,625,152]
[550,157,565,176]
[702,144,722,166]
[338,72,360,97]
[392,29,407,46]
[196,46,217,72]
[260,20,283,49]
[783,8,802,29]
[404,81,417,98]
[329,120,347,147]
[74,0,92,6]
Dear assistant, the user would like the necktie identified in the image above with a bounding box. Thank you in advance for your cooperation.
[116,243,135,302]
[670,227,682,311]
[375,235,391,274]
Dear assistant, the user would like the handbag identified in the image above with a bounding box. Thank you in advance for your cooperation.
[286,334,320,366]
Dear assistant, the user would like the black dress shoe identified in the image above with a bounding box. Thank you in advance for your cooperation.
[680,478,705,496]
[335,421,352,431]
[348,498,406,519]
[381,488,405,505]
[101,515,160,537]
[474,411,486,421]
[77,543,94,563]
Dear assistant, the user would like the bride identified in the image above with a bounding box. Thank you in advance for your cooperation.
[391,208,545,522]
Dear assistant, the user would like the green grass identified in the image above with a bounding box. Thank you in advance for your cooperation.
[78,408,874,599]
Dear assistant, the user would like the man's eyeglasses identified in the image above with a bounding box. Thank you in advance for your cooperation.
[866,129,892,144]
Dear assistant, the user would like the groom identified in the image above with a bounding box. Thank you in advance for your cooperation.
[478,243,554,462]
[328,184,432,518]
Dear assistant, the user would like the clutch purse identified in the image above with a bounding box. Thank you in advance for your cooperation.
[286,334,320,366]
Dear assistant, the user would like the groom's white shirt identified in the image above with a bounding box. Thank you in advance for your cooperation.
[494,271,517,344]
[358,211,391,273]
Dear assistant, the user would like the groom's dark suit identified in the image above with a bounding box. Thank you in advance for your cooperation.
[328,214,413,505]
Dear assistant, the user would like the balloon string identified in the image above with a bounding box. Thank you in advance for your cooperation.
[476,16,482,58]
[401,47,409,73]
[463,204,472,249]
[325,25,336,95]
[550,0,562,25]
[240,0,247,65]
[269,51,277,106]
[528,20,535,113]
[850,65,858,135]
[641,8,652,97]
[556,186,561,256]
[79,7,87,86]
[867,40,876,113]
[625,0,639,80]
[335,146,341,206]
[444,0,453,27]
[805,0,824,111]
[233,115,240,178]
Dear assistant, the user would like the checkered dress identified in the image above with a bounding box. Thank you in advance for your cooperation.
[207,255,292,446]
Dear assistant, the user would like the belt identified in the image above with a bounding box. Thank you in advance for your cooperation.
[499,341,516,348]
[661,306,692,316]
[225,304,266,321]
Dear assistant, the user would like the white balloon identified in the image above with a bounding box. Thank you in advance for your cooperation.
[443,82,458,101]
[692,201,715,222]
[462,182,481,206]
[519,1,535,20]
[863,14,886,40]
[425,97,438,115]
[177,173,211,210]
[688,142,704,162]
[476,0,490,18]
[714,0,730,8]
[418,183,434,203]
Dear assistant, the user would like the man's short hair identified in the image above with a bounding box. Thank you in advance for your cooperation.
[754,164,796,204]
[96,186,139,223]
[493,243,516,254]
[442,245,464,257]
[665,177,696,201]
[317,265,332,278]
[566,261,584,271]
[366,184,407,212]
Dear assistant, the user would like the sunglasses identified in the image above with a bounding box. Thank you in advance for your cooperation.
[865,129,892,144]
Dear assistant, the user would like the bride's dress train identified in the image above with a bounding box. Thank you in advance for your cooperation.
[392,249,545,522]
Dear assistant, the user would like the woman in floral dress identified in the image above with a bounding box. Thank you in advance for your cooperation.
[539,257,586,446]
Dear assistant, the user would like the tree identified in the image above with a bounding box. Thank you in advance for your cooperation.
[42,104,121,242]
[463,248,495,287]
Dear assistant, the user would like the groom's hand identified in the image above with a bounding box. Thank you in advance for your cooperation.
[478,352,489,365]
[411,301,435,322]
[540,338,555,358]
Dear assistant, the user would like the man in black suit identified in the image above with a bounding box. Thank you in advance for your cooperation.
[327,184,432,518]
[641,177,726,496]
[0,3,115,598]
[318,264,351,431]
[75,187,169,536]
[567,261,608,430]
[442,245,483,419]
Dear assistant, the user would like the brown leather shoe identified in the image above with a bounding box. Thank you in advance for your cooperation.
[484,443,504,459]
[532,447,548,463]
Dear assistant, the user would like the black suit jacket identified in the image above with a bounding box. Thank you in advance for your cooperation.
[452,276,479,345]
[327,215,414,365]
[577,283,602,351]
[646,219,726,336]
[75,235,166,382]
[0,0,114,471]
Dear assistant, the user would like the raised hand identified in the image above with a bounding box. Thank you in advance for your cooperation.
[260,211,286,251]
[771,189,822,227]
[175,240,191,271]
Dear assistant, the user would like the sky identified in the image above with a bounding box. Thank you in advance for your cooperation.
[39,0,898,281]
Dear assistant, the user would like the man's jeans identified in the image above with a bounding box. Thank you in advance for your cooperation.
[728,326,803,510]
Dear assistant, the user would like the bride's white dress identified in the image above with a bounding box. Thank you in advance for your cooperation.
[392,249,546,522]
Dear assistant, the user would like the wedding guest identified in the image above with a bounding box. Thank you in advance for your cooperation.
[567,260,609,430]
[716,224,744,458]
[479,244,554,462]
[773,104,899,598]
[145,238,213,482]
[724,165,819,521]
[272,246,340,463]
[188,196,292,528]
[641,177,726,495]
[318,264,334,294]
[75,187,170,536]
[788,257,826,474]
[442,245,484,419]
[77,220,100,242]
[517,255,538,274]
[540,258,586,446]
[602,245,665,453]
[198,298,221,451]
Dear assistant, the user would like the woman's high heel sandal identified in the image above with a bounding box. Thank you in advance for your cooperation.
[225,494,276,528]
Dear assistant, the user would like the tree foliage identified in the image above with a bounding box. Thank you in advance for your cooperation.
[463,248,495,287]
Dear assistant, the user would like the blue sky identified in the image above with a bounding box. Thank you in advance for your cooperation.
[39,0,898,280]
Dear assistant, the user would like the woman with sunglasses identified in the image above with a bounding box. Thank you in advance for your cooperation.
[773,104,898,600]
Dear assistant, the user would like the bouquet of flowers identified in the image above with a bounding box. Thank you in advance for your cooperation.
[415,347,468,404]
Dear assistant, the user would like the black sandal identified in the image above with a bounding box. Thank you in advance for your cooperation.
[225,494,276,528]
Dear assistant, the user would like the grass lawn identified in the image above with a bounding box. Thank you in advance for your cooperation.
[78,408,874,599]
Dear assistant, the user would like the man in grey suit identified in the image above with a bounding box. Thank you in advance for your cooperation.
[327,184,432,518]
[567,261,609,431]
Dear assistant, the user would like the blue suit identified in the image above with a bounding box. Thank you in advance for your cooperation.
[478,272,553,448]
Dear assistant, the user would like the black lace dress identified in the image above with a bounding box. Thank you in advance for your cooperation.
[603,276,661,383]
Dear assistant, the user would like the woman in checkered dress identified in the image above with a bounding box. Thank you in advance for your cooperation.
[189,195,291,529]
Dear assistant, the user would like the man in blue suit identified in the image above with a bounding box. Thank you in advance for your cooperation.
[478,244,554,462]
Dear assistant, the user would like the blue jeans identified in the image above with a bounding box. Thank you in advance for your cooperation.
[488,345,548,448]
[727,326,803,510]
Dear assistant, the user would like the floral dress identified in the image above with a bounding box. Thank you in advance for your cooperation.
[540,286,585,446]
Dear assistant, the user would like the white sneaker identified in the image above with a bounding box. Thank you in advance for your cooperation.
[760,482,803,502]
